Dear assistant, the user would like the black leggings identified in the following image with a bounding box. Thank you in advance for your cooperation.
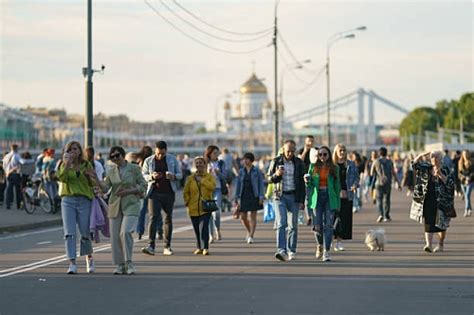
[191,214,211,250]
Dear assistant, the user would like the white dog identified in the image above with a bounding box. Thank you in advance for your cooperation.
[365,228,387,251]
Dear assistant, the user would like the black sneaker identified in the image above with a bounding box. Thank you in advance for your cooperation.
[274,252,287,261]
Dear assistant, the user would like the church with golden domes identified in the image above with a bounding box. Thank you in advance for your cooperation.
[222,73,277,132]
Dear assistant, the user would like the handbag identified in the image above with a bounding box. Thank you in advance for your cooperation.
[445,206,457,218]
[194,176,219,213]
[263,201,275,223]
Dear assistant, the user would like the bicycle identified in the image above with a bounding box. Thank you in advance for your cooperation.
[22,173,53,214]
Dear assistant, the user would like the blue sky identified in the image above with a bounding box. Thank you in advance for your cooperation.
[1,0,472,127]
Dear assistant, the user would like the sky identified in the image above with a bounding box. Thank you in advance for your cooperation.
[1,0,472,129]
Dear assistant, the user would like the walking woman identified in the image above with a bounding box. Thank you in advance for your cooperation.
[205,145,227,242]
[135,145,155,239]
[234,152,265,244]
[305,146,341,262]
[458,150,473,217]
[98,146,146,274]
[183,156,216,256]
[410,151,455,252]
[332,144,359,251]
[57,141,96,274]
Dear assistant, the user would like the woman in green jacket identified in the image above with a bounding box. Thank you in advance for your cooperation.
[57,141,96,274]
[96,146,146,274]
[305,145,341,262]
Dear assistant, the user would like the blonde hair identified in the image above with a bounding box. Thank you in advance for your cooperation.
[333,143,347,164]
[64,141,84,165]
[459,150,472,171]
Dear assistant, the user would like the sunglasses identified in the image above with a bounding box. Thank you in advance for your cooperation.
[110,153,121,160]
[318,153,328,157]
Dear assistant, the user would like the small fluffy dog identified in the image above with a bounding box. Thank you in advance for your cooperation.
[365,228,387,251]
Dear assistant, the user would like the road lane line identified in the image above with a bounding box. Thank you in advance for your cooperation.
[37,241,52,245]
[0,214,235,278]
[0,227,63,241]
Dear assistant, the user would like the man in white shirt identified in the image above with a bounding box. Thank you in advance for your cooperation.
[3,144,22,209]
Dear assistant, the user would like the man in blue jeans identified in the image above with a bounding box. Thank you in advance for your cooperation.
[267,140,305,261]
[371,147,401,223]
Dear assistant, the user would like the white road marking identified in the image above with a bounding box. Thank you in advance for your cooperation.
[0,214,235,278]
[36,241,52,245]
[0,227,63,241]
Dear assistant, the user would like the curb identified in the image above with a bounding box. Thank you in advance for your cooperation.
[0,218,63,235]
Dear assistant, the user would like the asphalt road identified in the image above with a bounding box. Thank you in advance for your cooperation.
[0,191,473,315]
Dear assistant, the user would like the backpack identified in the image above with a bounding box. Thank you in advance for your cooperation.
[375,159,390,187]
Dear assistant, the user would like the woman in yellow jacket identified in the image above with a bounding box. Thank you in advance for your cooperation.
[183,156,216,255]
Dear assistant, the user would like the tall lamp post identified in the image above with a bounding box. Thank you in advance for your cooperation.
[326,26,366,148]
[273,0,281,156]
[82,0,105,148]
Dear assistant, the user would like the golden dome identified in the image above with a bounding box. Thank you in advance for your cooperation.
[224,101,231,110]
[240,73,267,94]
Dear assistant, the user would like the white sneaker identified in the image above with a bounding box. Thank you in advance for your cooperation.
[288,252,296,261]
[86,257,95,273]
[315,245,322,259]
[209,236,214,244]
[163,248,174,256]
[468,209,473,217]
[113,264,125,275]
[247,236,254,244]
[126,261,136,275]
[334,242,345,252]
[67,264,77,274]
[322,250,331,262]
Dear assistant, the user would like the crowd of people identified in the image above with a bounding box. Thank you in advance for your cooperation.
[1,138,472,274]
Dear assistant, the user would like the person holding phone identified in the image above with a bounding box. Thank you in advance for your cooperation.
[410,151,455,252]
[141,141,182,256]
[57,141,96,274]
[267,140,305,261]
[305,146,341,262]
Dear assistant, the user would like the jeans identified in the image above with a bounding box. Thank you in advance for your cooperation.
[209,188,222,237]
[191,214,211,250]
[274,193,299,254]
[462,183,473,210]
[376,184,392,219]
[44,180,58,200]
[6,173,21,209]
[312,190,335,251]
[148,190,175,249]
[61,196,93,260]
[110,211,138,265]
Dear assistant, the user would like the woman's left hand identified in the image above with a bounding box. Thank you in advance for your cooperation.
[340,190,348,199]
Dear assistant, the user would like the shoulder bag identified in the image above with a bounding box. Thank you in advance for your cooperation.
[194,175,219,212]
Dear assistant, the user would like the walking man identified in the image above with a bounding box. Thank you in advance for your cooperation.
[141,141,182,256]
[3,144,21,210]
[371,147,401,222]
[298,135,318,225]
[268,140,305,261]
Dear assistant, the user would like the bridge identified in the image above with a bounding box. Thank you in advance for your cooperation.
[285,88,409,148]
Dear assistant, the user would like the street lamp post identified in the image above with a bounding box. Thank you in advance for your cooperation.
[273,0,281,157]
[83,0,105,148]
[326,26,366,148]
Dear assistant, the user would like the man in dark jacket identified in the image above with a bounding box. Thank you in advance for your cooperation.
[267,140,305,261]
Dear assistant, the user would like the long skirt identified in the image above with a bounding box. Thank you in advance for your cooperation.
[334,198,353,240]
